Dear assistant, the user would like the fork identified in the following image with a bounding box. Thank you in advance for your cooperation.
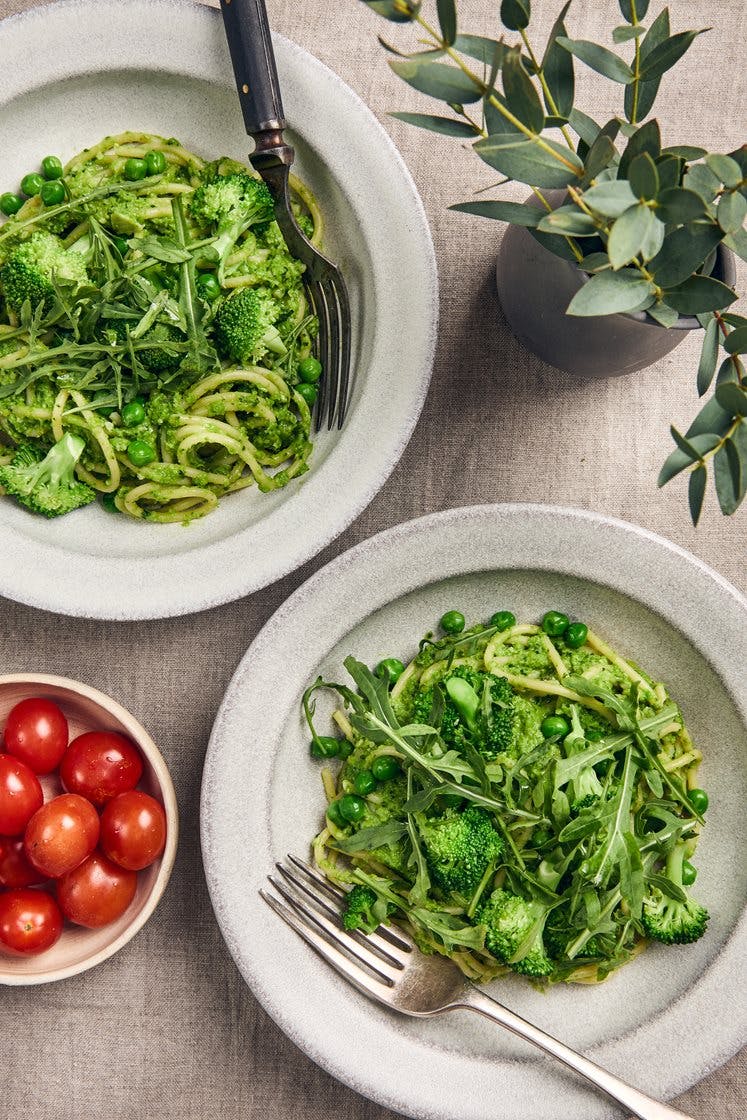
[262,856,698,1120]
[218,0,352,429]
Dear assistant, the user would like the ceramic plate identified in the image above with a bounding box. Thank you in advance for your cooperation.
[0,0,437,619]
[201,504,747,1120]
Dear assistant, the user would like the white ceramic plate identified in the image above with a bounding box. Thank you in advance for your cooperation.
[201,504,747,1120]
[0,0,437,619]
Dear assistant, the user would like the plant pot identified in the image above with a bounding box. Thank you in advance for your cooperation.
[495,221,737,378]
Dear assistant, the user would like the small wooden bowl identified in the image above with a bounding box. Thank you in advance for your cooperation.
[0,675,178,985]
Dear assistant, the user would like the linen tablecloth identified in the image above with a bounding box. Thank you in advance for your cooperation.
[0,1,744,1117]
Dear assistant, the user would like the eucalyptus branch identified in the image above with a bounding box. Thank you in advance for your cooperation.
[518,27,575,150]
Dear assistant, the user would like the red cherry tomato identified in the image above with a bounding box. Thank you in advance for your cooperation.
[0,754,44,837]
[56,850,137,928]
[4,697,68,774]
[0,888,63,955]
[0,836,48,887]
[24,793,99,878]
[100,790,166,871]
[60,731,143,806]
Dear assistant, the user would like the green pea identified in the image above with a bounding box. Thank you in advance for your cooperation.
[326,800,346,828]
[101,492,119,513]
[337,739,353,760]
[490,610,516,631]
[196,273,221,301]
[127,439,156,467]
[20,173,45,197]
[586,728,604,742]
[688,788,709,814]
[376,657,405,685]
[41,155,64,180]
[113,236,129,257]
[0,193,23,216]
[123,158,148,182]
[121,400,146,426]
[440,610,465,635]
[145,150,167,175]
[681,860,698,886]
[338,793,366,823]
[298,356,322,383]
[565,622,588,649]
[542,610,569,637]
[40,180,65,207]
[354,770,377,795]
[310,735,340,760]
[541,715,570,739]
[296,383,317,406]
[371,755,400,782]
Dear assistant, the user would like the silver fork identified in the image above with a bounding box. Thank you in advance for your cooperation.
[262,855,698,1120]
[219,0,352,430]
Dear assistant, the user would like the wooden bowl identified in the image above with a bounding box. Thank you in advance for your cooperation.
[0,675,178,985]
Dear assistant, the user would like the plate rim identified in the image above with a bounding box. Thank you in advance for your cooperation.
[0,0,438,620]
[201,502,747,1120]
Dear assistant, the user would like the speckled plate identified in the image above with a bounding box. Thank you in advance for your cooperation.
[201,504,747,1120]
[0,0,437,619]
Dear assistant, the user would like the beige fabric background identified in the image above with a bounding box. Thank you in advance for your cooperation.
[0,1,744,1117]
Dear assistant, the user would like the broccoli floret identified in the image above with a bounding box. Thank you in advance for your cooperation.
[410,668,523,761]
[213,287,287,365]
[479,888,554,977]
[190,173,274,281]
[416,806,502,896]
[0,231,88,312]
[342,885,392,933]
[138,322,184,374]
[641,843,709,945]
[251,404,303,452]
[0,433,95,517]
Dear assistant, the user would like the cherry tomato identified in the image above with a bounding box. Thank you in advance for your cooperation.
[0,836,48,887]
[0,754,44,836]
[100,790,166,871]
[56,850,137,928]
[60,731,143,806]
[24,793,99,878]
[4,697,68,774]
[0,888,63,955]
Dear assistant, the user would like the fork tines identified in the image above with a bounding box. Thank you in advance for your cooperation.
[260,855,412,993]
[305,268,352,433]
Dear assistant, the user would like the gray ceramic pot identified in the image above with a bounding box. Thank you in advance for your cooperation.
[496,219,737,377]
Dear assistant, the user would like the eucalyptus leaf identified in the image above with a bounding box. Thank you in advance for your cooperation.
[541,3,574,118]
[584,135,617,182]
[687,396,733,440]
[663,276,737,315]
[450,200,542,226]
[724,325,747,355]
[500,0,530,32]
[655,187,705,224]
[696,317,719,395]
[365,0,421,22]
[654,155,683,193]
[556,37,634,84]
[714,382,747,417]
[618,119,661,179]
[484,91,523,136]
[662,144,707,161]
[713,439,744,515]
[568,108,602,147]
[474,133,584,188]
[628,152,659,200]
[537,206,598,235]
[647,302,679,328]
[717,191,747,235]
[705,154,743,189]
[658,433,721,485]
[639,213,665,260]
[503,46,545,133]
[436,0,457,45]
[608,203,655,268]
[389,57,483,103]
[389,111,478,136]
[566,269,653,316]
[582,180,637,217]
[580,252,611,272]
[618,0,649,20]
[613,25,646,43]
[453,34,508,66]
[724,228,747,265]
[688,464,707,526]
[683,162,721,203]
[529,228,587,262]
[638,29,707,83]
[716,356,740,386]
[649,224,722,288]
[625,7,670,122]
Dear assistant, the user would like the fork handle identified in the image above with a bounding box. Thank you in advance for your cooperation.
[460,990,696,1120]
[219,0,287,138]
